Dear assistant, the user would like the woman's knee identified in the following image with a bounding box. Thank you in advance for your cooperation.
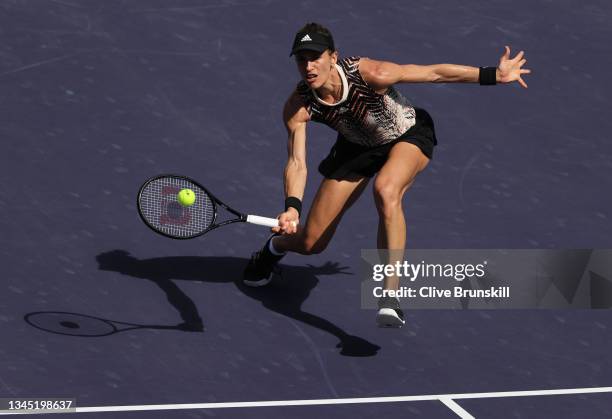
[373,178,403,217]
[301,234,329,255]
[291,228,330,255]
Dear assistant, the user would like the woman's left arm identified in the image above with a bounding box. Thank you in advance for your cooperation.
[360,46,531,89]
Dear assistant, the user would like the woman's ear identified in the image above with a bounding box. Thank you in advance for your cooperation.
[330,50,338,66]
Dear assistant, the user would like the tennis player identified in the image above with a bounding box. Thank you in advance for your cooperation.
[244,23,530,327]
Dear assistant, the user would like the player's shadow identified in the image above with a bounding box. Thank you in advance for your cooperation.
[95,250,380,357]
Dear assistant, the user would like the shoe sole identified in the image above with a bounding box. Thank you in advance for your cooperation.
[243,277,272,287]
[243,271,275,287]
[376,308,405,328]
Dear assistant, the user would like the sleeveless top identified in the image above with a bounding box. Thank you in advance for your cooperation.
[296,56,416,147]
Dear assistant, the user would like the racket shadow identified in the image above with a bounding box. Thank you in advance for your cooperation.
[94,250,380,357]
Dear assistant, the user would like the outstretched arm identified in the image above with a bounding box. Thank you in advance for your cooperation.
[273,91,310,235]
[360,45,531,89]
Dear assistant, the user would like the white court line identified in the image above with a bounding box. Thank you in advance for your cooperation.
[440,398,475,419]
[0,386,611,415]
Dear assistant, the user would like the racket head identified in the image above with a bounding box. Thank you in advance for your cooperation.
[137,175,217,239]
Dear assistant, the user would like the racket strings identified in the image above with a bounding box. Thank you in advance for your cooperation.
[139,177,215,238]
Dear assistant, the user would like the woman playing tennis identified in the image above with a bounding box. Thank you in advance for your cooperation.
[244,22,530,327]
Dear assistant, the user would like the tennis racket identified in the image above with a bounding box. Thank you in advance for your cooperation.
[137,174,279,239]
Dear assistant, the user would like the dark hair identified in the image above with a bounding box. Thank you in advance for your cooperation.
[298,22,335,52]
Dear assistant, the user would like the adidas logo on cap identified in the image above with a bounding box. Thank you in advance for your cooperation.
[290,30,334,56]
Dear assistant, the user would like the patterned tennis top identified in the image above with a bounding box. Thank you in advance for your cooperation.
[296,56,416,147]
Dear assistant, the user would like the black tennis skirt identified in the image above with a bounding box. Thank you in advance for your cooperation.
[318,107,438,180]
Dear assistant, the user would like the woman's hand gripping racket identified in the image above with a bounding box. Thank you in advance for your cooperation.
[137,174,282,239]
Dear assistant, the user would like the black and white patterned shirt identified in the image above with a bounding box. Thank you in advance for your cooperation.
[296,56,416,147]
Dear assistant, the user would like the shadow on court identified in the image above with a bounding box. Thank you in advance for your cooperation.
[59,250,380,357]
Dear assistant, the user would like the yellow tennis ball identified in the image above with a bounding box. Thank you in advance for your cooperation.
[177,188,196,207]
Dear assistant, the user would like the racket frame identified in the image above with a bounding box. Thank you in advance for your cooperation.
[137,174,251,240]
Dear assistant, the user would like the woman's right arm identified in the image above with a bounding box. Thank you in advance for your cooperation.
[275,91,310,234]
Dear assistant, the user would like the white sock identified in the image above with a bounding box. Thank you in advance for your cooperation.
[268,237,286,256]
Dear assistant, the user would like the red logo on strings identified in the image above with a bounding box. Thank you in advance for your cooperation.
[159,185,191,226]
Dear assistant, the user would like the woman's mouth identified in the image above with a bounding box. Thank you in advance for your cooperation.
[306,74,317,83]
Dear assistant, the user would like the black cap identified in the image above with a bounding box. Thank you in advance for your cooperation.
[290,30,335,56]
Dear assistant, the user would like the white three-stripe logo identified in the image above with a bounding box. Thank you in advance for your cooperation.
[300,34,312,42]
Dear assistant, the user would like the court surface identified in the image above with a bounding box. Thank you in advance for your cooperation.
[1,1,611,417]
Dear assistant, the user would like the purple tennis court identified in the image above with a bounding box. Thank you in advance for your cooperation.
[1,0,612,417]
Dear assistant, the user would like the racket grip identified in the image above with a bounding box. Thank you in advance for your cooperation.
[246,215,280,228]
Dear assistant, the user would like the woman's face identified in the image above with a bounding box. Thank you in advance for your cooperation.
[294,49,338,89]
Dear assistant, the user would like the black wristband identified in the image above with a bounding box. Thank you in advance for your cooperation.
[284,196,302,216]
[479,67,497,85]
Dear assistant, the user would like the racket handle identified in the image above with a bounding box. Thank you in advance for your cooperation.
[246,215,280,228]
